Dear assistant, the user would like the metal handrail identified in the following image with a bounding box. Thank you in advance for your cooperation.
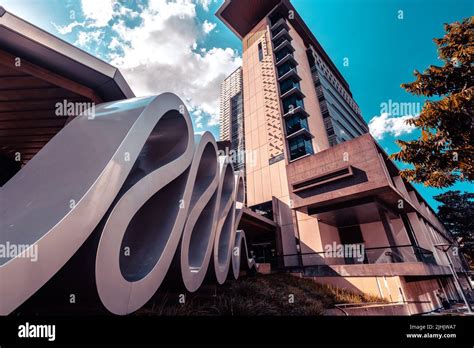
[335,300,431,308]
[333,300,433,316]
[273,244,438,267]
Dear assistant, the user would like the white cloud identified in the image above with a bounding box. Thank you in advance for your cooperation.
[52,21,83,34]
[197,0,216,11]
[108,37,122,51]
[52,0,116,36]
[116,5,140,18]
[81,0,115,27]
[202,20,216,34]
[194,110,204,129]
[51,0,239,128]
[75,30,103,47]
[368,113,416,140]
[107,1,241,126]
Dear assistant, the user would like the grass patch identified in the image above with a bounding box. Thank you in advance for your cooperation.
[136,273,386,316]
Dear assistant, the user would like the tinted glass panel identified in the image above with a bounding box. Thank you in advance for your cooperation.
[289,135,313,160]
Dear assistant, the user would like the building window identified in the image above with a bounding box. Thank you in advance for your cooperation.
[275,47,292,62]
[288,135,313,160]
[286,115,308,135]
[273,36,287,48]
[269,13,282,26]
[282,95,304,114]
[279,78,300,95]
[258,42,263,61]
[277,61,296,78]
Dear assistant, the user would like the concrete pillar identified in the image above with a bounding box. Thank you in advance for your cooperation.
[377,205,402,262]
[272,197,299,267]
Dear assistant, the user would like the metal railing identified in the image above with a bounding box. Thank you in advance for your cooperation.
[272,244,438,269]
[334,300,433,316]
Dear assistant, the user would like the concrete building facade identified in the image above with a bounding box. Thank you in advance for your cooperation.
[217,0,471,313]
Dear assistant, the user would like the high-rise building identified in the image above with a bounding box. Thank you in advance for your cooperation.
[217,0,471,314]
[308,46,369,146]
[219,67,245,172]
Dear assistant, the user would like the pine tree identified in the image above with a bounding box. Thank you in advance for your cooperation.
[434,191,473,268]
[391,17,473,187]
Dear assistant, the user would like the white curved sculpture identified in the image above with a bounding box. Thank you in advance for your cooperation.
[179,134,220,293]
[230,173,255,279]
[0,93,254,316]
[213,158,237,285]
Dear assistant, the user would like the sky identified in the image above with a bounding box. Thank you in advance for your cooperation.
[1,0,472,209]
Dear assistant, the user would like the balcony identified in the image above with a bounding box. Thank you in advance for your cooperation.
[367,245,437,265]
[277,61,297,79]
[275,245,449,277]
[288,134,313,161]
[273,39,294,54]
[277,68,299,83]
[282,94,304,112]
[272,27,291,42]
[270,17,289,33]
[282,105,309,119]
[275,44,295,61]
[280,76,301,94]
[286,127,312,140]
[286,114,309,134]
[280,85,305,100]
[275,52,297,67]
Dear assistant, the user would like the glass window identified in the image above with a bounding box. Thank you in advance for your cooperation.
[279,78,300,95]
[282,95,304,114]
[269,13,282,26]
[258,43,263,61]
[277,61,296,78]
[273,26,288,40]
[275,47,292,62]
[289,135,313,160]
[273,36,287,48]
[286,115,308,135]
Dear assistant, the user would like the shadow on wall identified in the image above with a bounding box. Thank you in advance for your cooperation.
[297,239,373,297]
[0,152,21,186]
[296,167,368,199]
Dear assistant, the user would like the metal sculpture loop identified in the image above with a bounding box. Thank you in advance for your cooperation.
[0,93,254,315]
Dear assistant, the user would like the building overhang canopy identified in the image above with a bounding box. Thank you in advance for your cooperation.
[239,207,277,239]
[216,0,281,39]
[0,7,134,166]
[0,7,134,101]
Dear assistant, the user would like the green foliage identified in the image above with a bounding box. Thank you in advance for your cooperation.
[434,190,474,267]
[391,17,473,187]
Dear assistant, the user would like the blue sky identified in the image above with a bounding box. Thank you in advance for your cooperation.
[2,0,472,209]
